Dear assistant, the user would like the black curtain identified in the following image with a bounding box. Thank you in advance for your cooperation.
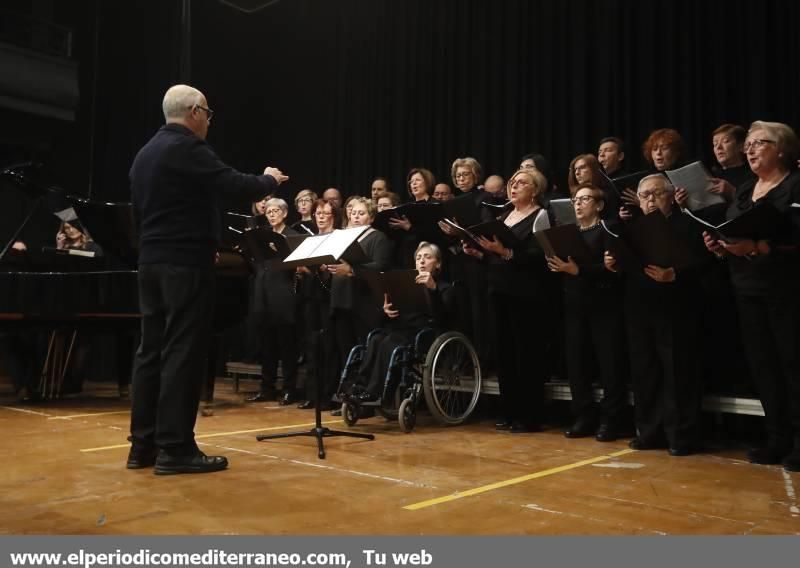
[73,0,800,202]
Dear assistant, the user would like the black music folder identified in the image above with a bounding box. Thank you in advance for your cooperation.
[361,269,431,313]
[440,219,520,251]
[683,202,783,242]
[373,202,445,235]
[626,210,698,270]
[534,224,593,264]
[442,193,483,227]
[280,226,368,269]
[548,198,577,226]
[600,221,639,271]
[235,227,291,263]
[609,170,652,193]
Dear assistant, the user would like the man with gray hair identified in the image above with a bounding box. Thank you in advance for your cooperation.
[128,84,289,475]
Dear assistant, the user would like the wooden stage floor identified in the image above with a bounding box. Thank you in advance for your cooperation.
[1,379,798,535]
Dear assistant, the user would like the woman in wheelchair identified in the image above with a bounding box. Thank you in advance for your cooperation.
[346,242,454,403]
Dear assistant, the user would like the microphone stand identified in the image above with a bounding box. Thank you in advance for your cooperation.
[256,327,374,459]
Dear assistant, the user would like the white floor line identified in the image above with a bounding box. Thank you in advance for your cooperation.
[201,441,439,489]
[781,470,799,517]
[0,405,52,417]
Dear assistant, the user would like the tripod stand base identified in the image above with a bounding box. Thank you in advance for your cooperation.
[256,427,374,459]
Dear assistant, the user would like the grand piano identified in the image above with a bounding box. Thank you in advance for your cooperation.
[0,169,251,408]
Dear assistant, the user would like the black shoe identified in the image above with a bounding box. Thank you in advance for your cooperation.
[565,418,597,439]
[278,391,297,406]
[509,421,539,434]
[356,391,380,403]
[495,419,513,431]
[595,423,618,442]
[296,400,314,409]
[126,447,158,469]
[154,450,228,475]
[747,445,790,465]
[782,449,800,472]
[16,388,42,404]
[668,445,692,457]
[246,391,274,402]
[629,438,667,451]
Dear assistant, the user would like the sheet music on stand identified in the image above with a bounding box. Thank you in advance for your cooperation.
[281,226,369,269]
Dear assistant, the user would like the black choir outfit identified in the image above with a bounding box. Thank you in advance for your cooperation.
[355,279,454,399]
[725,171,800,465]
[330,228,394,370]
[489,209,550,432]
[129,122,277,460]
[253,225,300,402]
[560,223,628,436]
[296,265,337,408]
[445,189,495,370]
[622,206,711,453]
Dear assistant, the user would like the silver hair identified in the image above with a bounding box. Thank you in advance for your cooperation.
[162,84,204,121]
[637,173,673,193]
[265,197,289,215]
[749,120,800,169]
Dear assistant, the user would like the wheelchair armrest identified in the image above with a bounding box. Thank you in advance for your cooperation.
[366,328,386,344]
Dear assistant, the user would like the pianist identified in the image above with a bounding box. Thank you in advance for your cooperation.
[54,208,104,256]
[127,84,288,475]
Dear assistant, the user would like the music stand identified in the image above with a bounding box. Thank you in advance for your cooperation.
[256,328,374,459]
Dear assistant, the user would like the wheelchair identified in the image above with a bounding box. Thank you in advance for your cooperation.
[336,327,482,432]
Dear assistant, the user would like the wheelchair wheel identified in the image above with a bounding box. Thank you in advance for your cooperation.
[342,402,359,426]
[398,398,416,433]
[422,331,481,425]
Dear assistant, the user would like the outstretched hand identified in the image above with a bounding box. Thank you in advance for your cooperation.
[264,166,289,185]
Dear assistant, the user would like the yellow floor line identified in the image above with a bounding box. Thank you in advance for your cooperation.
[403,448,636,510]
[49,411,130,420]
[79,420,345,452]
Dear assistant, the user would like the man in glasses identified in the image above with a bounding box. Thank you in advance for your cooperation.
[128,84,289,475]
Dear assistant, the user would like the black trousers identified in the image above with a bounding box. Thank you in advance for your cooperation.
[626,301,700,448]
[130,263,215,455]
[491,292,545,427]
[259,318,298,394]
[736,294,800,448]
[360,328,416,397]
[564,296,627,424]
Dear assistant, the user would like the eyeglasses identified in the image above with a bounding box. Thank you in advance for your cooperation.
[571,195,596,204]
[315,210,333,216]
[637,189,671,200]
[297,197,313,204]
[265,208,283,215]
[191,104,214,123]
[743,139,776,152]
[455,172,473,179]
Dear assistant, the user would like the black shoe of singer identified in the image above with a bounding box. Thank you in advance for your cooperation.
[154,450,228,475]
[126,447,159,469]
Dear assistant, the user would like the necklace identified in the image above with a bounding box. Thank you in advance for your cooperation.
[579,221,600,232]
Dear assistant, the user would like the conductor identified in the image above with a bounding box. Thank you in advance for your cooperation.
[127,84,288,475]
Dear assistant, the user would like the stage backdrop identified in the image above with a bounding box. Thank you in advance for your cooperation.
[63,0,800,202]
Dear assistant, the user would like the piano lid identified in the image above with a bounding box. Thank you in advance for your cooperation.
[71,197,139,268]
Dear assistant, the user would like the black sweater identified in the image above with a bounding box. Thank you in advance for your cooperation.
[130,124,277,267]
